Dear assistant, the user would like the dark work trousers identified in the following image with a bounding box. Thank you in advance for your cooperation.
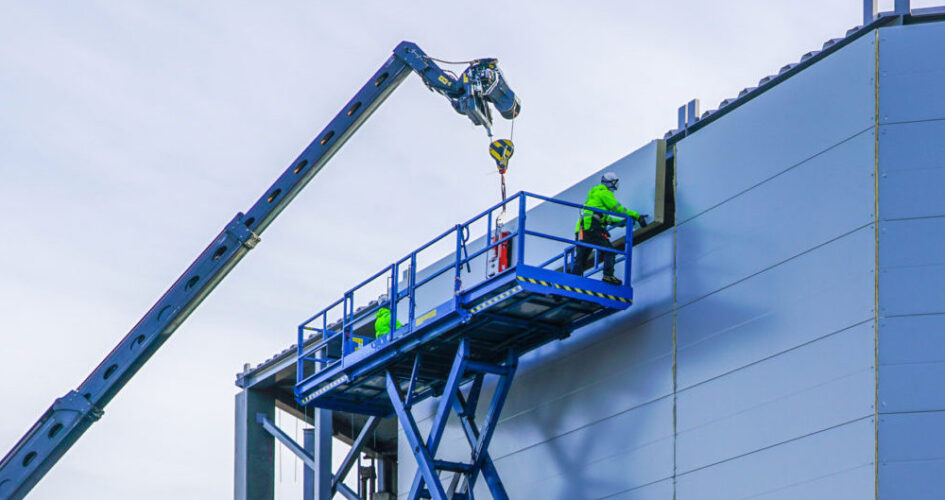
[569,220,617,278]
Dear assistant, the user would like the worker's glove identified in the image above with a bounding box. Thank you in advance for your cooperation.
[636,214,649,228]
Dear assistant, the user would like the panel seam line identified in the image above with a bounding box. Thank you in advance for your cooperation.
[675,414,875,478]
[677,125,875,225]
[676,221,874,310]
[873,26,882,500]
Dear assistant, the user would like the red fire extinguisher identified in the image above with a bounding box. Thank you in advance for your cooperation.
[488,230,512,277]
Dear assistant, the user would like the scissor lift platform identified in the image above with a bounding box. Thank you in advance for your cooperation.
[294,192,634,500]
[296,264,631,414]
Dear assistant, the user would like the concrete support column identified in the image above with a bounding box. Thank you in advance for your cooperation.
[234,389,275,500]
[313,409,333,500]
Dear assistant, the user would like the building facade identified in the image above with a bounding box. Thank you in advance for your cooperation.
[236,9,945,500]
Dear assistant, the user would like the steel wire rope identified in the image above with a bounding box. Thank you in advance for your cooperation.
[425,56,479,65]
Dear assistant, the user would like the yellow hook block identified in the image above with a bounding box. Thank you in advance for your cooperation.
[490,139,514,174]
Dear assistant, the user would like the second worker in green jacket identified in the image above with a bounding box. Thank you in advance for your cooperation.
[374,306,403,338]
[569,172,647,285]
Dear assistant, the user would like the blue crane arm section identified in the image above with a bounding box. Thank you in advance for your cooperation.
[0,41,520,500]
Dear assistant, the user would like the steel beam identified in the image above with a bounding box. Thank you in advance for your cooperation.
[303,428,315,500]
[386,340,514,500]
[235,389,274,500]
[896,0,911,15]
[260,413,355,500]
[864,0,878,23]
[468,352,517,493]
[460,374,484,418]
[386,371,449,500]
[408,341,470,499]
[257,414,360,500]
[453,392,508,500]
[332,416,381,493]
[466,360,509,377]
[446,471,465,499]
[479,311,560,334]
[405,353,422,408]
[312,408,333,500]
[258,414,313,469]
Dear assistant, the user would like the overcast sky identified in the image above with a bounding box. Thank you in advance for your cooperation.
[0,1,936,498]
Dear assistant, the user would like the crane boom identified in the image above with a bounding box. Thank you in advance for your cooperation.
[0,41,519,500]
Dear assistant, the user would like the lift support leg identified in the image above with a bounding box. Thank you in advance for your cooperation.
[385,339,518,500]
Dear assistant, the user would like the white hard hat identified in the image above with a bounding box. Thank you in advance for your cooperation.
[601,172,619,191]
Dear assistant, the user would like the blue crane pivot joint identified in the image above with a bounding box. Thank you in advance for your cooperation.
[0,41,520,500]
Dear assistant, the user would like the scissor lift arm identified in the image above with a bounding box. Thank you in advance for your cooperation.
[0,41,519,500]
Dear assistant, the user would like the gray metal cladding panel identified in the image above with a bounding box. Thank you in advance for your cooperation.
[732,465,874,500]
[676,225,876,389]
[546,140,659,226]
[397,310,675,495]
[604,478,673,500]
[422,311,674,462]
[879,216,945,316]
[879,314,945,413]
[878,121,945,220]
[675,417,875,499]
[598,228,674,329]
[880,21,945,124]
[398,396,674,500]
[490,398,674,500]
[621,229,675,322]
[878,411,945,498]
[491,314,674,459]
[675,128,875,305]
[676,321,875,474]
[675,34,876,222]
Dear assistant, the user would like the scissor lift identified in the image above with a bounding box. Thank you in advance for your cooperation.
[295,192,634,500]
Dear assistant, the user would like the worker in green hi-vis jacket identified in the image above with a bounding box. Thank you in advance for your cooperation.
[374,306,403,338]
[569,172,648,286]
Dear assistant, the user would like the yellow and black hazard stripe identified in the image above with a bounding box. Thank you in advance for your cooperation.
[469,285,523,314]
[490,139,513,160]
[516,276,632,304]
[489,139,514,173]
[300,374,349,404]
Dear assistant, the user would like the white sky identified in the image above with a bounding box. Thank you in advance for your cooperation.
[0,1,936,498]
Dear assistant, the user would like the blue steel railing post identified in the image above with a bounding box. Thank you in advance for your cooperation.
[486,206,493,244]
[408,253,417,328]
[297,325,304,383]
[624,216,633,286]
[342,292,351,357]
[453,225,463,302]
[390,263,398,336]
[321,314,328,371]
[486,206,493,276]
[516,193,526,267]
